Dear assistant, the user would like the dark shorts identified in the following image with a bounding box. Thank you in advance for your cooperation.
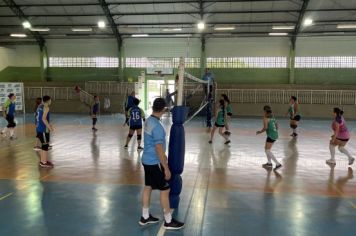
[227,112,233,117]
[291,115,301,121]
[6,115,16,128]
[130,125,142,130]
[143,164,170,191]
[266,137,276,143]
[336,138,349,142]
[37,132,50,144]
[215,122,224,128]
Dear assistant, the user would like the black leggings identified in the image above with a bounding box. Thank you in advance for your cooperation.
[92,118,97,126]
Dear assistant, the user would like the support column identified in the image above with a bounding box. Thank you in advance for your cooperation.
[118,40,125,81]
[289,42,296,84]
[40,46,48,82]
[200,37,206,78]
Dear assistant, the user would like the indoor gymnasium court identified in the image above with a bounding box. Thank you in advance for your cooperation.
[0,0,356,235]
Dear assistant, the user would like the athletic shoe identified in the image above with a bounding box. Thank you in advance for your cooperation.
[92,128,98,131]
[137,146,144,150]
[39,162,53,168]
[208,140,212,144]
[224,140,231,145]
[124,145,128,149]
[48,146,53,150]
[46,161,54,166]
[274,164,282,170]
[291,133,298,137]
[138,215,159,226]
[349,157,355,165]
[326,159,336,165]
[0,131,6,137]
[33,146,41,151]
[9,136,17,140]
[262,163,273,169]
[164,218,185,230]
[224,131,231,136]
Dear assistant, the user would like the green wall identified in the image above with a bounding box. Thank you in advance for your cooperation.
[295,69,356,85]
[0,67,41,82]
[211,68,289,84]
[47,68,119,82]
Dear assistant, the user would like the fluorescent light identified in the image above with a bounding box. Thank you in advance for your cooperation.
[71,28,93,32]
[174,34,192,37]
[269,32,288,36]
[98,21,106,28]
[337,24,356,29]
[30,28,50,32]
[197,22,205,30]
[22,21,31,29]
[162,28,182,32]
[132,34,149,37]
[214,27,235,31]
[272,26,295,30]
[303,18,313,27]
[10,34,27,38]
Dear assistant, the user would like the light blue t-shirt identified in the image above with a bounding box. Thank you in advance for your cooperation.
[141,116,166,165]
[202,71,214,84]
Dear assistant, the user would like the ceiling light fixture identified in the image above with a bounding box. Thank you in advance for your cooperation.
[162,28,182,32]
[132,34,149,37]
[337,24,356,29]
[71,28,93,32]
[214,27,235,31]
[269,32,289,36]
[30,28,50,32]
[272,26,295,30]
[197,22,205,30]
[10,33,27,38]
[303,18,313,27]
[22,21,31,29]
[98,21,106,28]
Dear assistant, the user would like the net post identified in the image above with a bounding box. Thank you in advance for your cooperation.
[177,57,185,106]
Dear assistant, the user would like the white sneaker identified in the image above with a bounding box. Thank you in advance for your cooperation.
[326,159,336,165]
[349,158,355,166]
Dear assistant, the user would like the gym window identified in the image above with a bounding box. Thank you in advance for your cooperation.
[49,57,119,68]
[295,57,356,68]
[125,57,200,68]
[206,57,288,68]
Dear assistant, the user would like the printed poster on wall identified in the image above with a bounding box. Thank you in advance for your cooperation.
[0,83,24,112]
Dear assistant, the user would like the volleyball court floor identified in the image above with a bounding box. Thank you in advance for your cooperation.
[0,114,355,236]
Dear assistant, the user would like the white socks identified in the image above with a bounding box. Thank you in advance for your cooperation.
[329,144,336,160]
[142,208,149,219]
[164,211,172,224]
[9,129,14,137]
[338,146,353,161]
[265,149,280,165]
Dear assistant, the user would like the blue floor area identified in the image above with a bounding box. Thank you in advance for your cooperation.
[1,179,355,236]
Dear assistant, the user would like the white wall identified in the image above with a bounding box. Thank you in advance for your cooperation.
[0,47,14,71]
[124,38,201,57]
[47,39,118,57]
[296,36,356,56]
[0,45,40,71]
[206,37,291,57]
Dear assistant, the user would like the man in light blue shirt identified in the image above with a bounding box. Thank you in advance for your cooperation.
[202,68,214,99]
[139,98,184,230]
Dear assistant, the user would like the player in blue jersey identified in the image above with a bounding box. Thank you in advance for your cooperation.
[33,97,43,150]
[36,95,54,168]
[124,91,136,126]
[124,98,145,150]
[91,95,100,131]
[1,93,17,139]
